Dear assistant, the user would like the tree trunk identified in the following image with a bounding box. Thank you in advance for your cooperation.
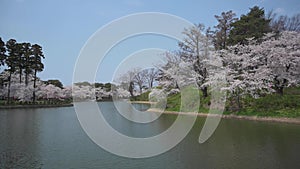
[276,86,284,95]
[7,72,12,104]
[139,84,142,94]
[32,69,37,103]
[236,94,241,111]
[274,77,285,96]
[19,68,22,83]
[149,79,153,89]
[25,72,28,86]
[129,81,134,97]
[201,86,208,98]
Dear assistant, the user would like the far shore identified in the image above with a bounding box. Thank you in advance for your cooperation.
[0,103,73,109]
[147,108,300,125]
[129,101,157,104]
[1,101,299,125]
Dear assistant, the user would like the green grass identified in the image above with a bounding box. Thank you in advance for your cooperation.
[240,93,300,118]
[164,87,300,118]
[130,91,151,101]
[166,92,181,111]
[165,88,210,113]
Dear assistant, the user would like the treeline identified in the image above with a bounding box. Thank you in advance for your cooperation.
[119,6,300,114]
[117,68,159,97]
[0,38,44,103]
[211,6,299,49]
[172,6,300,111]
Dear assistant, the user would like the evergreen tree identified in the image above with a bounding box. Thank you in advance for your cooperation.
[0,38,6,66]
[5,39,18,103]
[22,43,33,86]
[44,79,63,89]
[0,38,6,90]
[31,44,44,102]
[228,6,272,45]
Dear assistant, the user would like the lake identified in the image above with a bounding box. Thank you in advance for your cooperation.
[0,102,300,169]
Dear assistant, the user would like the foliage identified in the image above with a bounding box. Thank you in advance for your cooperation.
[228,6,272,45]
[0,38,45,103]
[178,23,213,97]
[130,91,150,101]
[213,10,237,50]
[239,89,300,117]
[0,38,6,67]
[215,31,300,110]
[117,67,159,96]
[44,79,64,89]
[165,89,210,113]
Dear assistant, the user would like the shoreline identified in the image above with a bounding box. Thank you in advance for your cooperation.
[0,103,73,109]
[147,108,300,125]
[129,101,157,104]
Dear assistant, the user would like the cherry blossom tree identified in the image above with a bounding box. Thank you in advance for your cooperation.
[256,31,300,94]
[72,84,95,101]
[178,23,214,97]
[157,51,200,94]
[215,31,300,110]
[138,68,159,90]
[37,84,63,100]
[112,87,131,99]
[157,52,181,90]
[117,69,139,97]
[61,86,72,99]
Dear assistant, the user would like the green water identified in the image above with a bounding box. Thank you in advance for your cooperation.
[0,102,299,169]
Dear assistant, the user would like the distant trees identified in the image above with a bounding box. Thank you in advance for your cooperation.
[0,38,6,68]
[5,39,18,103]
[44,79,64,89]
[117,67,159,96]
[142,68,158,89]
[71,82,116,101]
[112,6,300,107]
[0,38,45,103]
[22,43,32,86]
[133,69,145,94]
[151,5,300,114]
[31,44,44,103]
[0,38,6,90]
[268,12,300,32]
[117,69,137,97]
[3,5,298,109]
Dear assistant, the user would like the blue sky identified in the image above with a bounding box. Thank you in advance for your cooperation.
[1,0,299,85]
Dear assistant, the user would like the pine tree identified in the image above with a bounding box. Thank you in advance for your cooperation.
[228,6,272,45]
[31,44,44,103]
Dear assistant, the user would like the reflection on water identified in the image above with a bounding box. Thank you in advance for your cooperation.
[0,109,42,168]
[0,150,42,169]
[131,103,151,111]
[0,102,300,169]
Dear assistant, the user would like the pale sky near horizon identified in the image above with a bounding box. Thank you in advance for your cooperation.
[1,0,299,86]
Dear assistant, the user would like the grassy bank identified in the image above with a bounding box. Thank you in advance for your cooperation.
[130,91,150,101]
[133,87,300,118]
[239,89,300,118]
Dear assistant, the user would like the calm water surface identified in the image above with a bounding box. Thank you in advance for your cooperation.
[0,102,300,169]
